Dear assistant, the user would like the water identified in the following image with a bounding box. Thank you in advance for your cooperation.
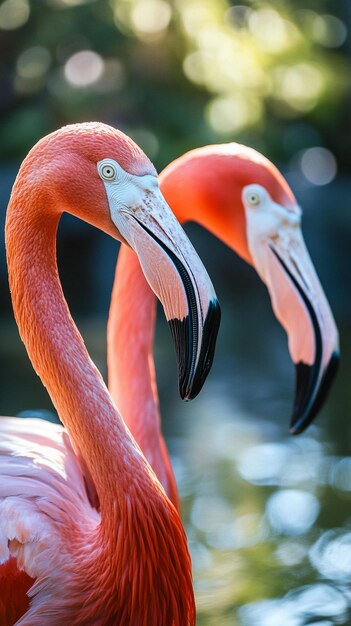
[0,299,350,625]
[161,304,351,626]
[173,403,351,625]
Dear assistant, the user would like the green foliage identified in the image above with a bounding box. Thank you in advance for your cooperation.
[0,0,349,169]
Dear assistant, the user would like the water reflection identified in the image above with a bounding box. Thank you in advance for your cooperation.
[169,356,351,625]
[237,438,325,487]
[329,458,351,492]
[275,539,308,566]
[310,530,351,582]
[239,583,349,626]
[266,489,320,536]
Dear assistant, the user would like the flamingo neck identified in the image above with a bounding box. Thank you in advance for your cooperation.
[5,143,196,622]
[6,188,195,624]
[6,192,156,518]
[6,176,197,622]
[108,246,180,509]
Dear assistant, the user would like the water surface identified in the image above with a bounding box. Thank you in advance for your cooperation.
[0,295,349,626]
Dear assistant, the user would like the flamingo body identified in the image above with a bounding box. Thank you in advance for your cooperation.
[0,418,100,624]
[0,123,221,625]
[0,417,190,625]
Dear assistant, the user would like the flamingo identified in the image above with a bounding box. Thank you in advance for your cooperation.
[108,143,339,507]
[0,122,221,625]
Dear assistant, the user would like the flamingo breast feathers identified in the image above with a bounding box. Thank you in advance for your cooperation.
[0,416,100,621]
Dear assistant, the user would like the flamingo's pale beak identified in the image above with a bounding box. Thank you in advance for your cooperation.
[98,159,220,400]
[243,184,339,434]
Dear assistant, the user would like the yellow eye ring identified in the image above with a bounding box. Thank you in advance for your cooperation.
[247,192,260,206]
[101,164,116,180]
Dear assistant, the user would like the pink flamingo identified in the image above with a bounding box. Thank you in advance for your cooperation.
[0,123,221,625]
[108,143,339,507]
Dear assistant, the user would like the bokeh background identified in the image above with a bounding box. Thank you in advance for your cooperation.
[1,1,351,624]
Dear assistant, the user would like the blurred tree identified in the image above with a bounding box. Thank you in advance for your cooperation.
[0,0,350,170]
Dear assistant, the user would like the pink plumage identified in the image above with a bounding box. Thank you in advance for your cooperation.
[0,417,99,625]
[0,123,208,625]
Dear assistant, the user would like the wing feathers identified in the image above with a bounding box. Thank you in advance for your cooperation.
[0,417,99,597]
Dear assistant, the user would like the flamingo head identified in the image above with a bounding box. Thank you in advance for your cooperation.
[160,144,339,433]
[22,122,220,400]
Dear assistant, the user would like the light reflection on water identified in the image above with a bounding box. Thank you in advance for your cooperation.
[329,458,351,492]
[239,583,349,626]
[310,530,351,582]
[168,373,351,625]
[266,489,320,536]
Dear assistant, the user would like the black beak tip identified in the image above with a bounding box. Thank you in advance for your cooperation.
[169,299,221,401]
[188,298,221,399]
[180,389,192,402]
[289,423,303,436]
[289,350,340,435]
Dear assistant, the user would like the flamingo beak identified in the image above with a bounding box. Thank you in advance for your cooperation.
[101,163,220,400]
[266,241,339,434]
[244,186,339,433]
[122,213,221,400]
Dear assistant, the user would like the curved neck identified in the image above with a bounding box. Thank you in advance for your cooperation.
[6,150,195,624]
[108,246,180,509]
[6,193,150,518]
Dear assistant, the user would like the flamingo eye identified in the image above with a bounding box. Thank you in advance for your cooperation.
[101,163,116,180]
[247,191,260,206]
